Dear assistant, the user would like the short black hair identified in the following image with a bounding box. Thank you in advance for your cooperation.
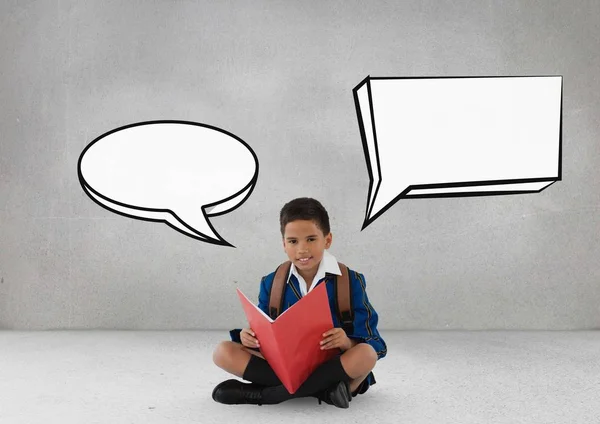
[280,197,331,236]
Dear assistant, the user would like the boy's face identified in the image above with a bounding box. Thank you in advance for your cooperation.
[282,219,332,276]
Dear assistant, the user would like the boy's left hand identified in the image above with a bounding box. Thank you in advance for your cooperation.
[320,328,352,351]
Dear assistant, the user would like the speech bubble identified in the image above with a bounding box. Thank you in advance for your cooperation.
[353,75,563,229]
[77,120,258,247]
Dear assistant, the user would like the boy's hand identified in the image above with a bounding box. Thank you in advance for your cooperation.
[240,328,260,349]
[320,328,352,351]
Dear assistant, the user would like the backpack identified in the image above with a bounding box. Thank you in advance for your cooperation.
[268,261,354,334]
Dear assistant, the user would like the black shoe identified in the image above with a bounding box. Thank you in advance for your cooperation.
[212,379,264,405]
[317,381,352,408]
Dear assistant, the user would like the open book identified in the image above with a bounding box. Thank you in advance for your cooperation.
[236,282,338,394]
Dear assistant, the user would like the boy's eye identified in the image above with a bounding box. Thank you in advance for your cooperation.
[289,240,297,244]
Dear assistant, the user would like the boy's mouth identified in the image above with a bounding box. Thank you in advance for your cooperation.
[297,257,312,265]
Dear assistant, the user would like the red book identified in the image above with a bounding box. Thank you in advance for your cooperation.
[236,282,339,394]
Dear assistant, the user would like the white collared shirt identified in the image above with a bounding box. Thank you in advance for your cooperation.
[289,250,341,296]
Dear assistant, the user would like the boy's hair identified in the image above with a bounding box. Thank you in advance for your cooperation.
[280,197,331,236]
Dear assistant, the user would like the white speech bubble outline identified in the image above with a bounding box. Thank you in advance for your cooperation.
[77,120,259,247]
[353,75,563,229]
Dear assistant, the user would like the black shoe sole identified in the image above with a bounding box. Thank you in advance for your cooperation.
[326,381,351,408]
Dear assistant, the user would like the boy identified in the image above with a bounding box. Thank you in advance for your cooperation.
[212,198,387,408]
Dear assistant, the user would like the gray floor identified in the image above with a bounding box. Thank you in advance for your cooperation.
[0,331,598,424]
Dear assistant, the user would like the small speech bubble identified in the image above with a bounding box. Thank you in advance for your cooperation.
[353,75,563,229]
[77,120,258,247]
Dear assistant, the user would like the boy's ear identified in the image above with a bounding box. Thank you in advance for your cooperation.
[325,232,333,248]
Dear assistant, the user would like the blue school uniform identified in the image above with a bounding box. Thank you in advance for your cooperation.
[230,251,387,394]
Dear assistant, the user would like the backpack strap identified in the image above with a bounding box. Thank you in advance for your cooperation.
[334,263,354,334]
[269,261,291,319]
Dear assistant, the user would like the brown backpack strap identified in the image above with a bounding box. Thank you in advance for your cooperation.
[335,263,354,333]
[269,261,291,319]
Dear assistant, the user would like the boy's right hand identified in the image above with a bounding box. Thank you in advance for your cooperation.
[240,328,260,349]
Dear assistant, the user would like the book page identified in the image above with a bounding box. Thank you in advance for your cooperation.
[237,289,273,323]
[276,281,322,319]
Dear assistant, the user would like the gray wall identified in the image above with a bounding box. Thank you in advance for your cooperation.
[1,0,599,330]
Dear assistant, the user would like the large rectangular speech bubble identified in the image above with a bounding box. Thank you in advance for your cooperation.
[353,76,563,229]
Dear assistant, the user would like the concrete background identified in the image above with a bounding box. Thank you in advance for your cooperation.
[1,0,599,330]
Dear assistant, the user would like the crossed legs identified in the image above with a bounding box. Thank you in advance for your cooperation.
[212,341,377,393]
